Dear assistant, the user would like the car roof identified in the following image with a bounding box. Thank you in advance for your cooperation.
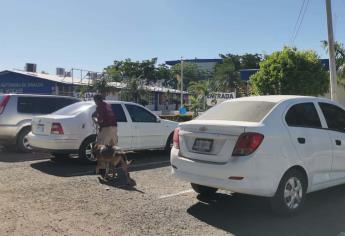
[225,95,332,104]
[80,100,143,106]
[0,93,79,99]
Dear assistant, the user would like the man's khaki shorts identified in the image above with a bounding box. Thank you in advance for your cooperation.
[96,126,118,146]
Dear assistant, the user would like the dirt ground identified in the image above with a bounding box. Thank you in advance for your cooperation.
[0,151,169,235]
[2,149,345,236]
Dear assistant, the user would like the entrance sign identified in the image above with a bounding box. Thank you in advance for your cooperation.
[206,92,236,106]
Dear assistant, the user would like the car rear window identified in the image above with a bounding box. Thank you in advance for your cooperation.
[53,102,94,116]
[196,101,277,122]
[17,96,79,114]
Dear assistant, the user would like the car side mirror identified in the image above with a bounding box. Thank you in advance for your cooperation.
[156,117,161,123]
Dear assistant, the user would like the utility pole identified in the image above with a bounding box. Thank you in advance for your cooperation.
[180,57,184,108]
[325,0,337,101]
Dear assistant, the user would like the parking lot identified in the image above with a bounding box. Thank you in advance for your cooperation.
[1,147,345,236]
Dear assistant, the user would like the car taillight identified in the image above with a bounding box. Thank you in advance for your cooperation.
[0,95,10,115]
[51,123,64,135]
[232,132,264,156]
[173,128,180,149]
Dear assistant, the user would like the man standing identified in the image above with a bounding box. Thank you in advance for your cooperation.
[92,94,117,146]
[92,95,136,186]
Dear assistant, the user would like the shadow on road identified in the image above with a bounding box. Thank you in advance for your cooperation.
[187,186,345,236]
[0,150,50,162]
[97,177,145,194]
[30,151,170,177]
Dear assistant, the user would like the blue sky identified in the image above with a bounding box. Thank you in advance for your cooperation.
[0,0,344,74]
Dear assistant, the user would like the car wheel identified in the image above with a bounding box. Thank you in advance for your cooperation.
[16,127,32,153]
[270,169,307,216]
[50,153,70,161]
[164,133,173,154]
[79,136,96,164]
[191,183,218,196]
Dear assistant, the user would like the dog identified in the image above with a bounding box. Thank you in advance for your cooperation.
[92,144,135,185]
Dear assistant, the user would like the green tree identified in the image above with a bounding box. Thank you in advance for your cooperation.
[171,62,208,89]
[94,74,113,97]
[213,57,240,92]
[104,58,158,83]
[321,40,345,69]
[321,40,345,86]
[250,47,329,96]
[213,53,262,93]
[188,80,210,112]
[120,78,148,105]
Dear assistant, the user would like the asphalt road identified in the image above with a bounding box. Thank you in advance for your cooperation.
[0,149,345,236]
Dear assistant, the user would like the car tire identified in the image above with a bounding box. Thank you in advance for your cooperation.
[16,127,32,153]
[50,153,70,161]
[79,136,97,164]
[51,153,70,158]
[270,169,307,216]
[164,133,173,154]
[191,183,218,196]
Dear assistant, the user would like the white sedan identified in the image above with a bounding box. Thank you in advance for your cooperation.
[171,95,345,215]
[28,101,178,162]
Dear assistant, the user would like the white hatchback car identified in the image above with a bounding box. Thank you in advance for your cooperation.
[171,95,345,215]
[28,101,178,162]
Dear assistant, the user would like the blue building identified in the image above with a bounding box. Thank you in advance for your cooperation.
[0,69,187,112]
[0,70,81,95]
[166,58,330,81]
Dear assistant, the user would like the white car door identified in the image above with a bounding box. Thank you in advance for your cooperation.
[318,102,345,181]
[124,103,166,149]
[285,102,333,186]
[110,103,133,150]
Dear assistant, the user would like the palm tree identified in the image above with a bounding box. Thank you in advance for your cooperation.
[188,80,210,115]
[321,40,345,86]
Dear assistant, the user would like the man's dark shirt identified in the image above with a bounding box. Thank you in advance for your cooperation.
[94,101,117,127]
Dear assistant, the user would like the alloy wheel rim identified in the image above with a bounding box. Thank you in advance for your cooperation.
[284,177,303,210]
[23,135,32,150]
[85,142,96,161]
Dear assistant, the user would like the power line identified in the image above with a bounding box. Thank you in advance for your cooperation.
[291,0,310,45]
[290,0,306,44]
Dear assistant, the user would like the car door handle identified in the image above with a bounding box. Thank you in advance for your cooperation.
[297,137,305,144]
[336,140,342,146]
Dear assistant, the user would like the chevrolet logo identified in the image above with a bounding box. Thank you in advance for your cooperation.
[199,126,207,132]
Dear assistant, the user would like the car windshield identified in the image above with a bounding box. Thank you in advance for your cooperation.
[196,100,277,122]
[53,101,94,116]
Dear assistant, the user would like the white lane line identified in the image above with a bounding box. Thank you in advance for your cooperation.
[158,189,194,199]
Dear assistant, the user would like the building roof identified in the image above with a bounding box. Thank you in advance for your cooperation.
[1,70,91,85]
[108,81,188,94]
[0,70,188,94]
[165,58,222,66]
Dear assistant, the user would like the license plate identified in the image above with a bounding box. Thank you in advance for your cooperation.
[36,124,44,133]
[192,138,213,152]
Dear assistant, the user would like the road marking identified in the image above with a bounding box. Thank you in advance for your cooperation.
[158,189,194,199]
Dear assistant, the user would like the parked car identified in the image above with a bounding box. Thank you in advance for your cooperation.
[28,101,178,162]
[0,94,80,152]
[171,95,345,215]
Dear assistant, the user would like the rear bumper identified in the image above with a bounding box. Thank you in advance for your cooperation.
[170,147,279,197]
[28,132,81,152]
[0,125,18,145]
